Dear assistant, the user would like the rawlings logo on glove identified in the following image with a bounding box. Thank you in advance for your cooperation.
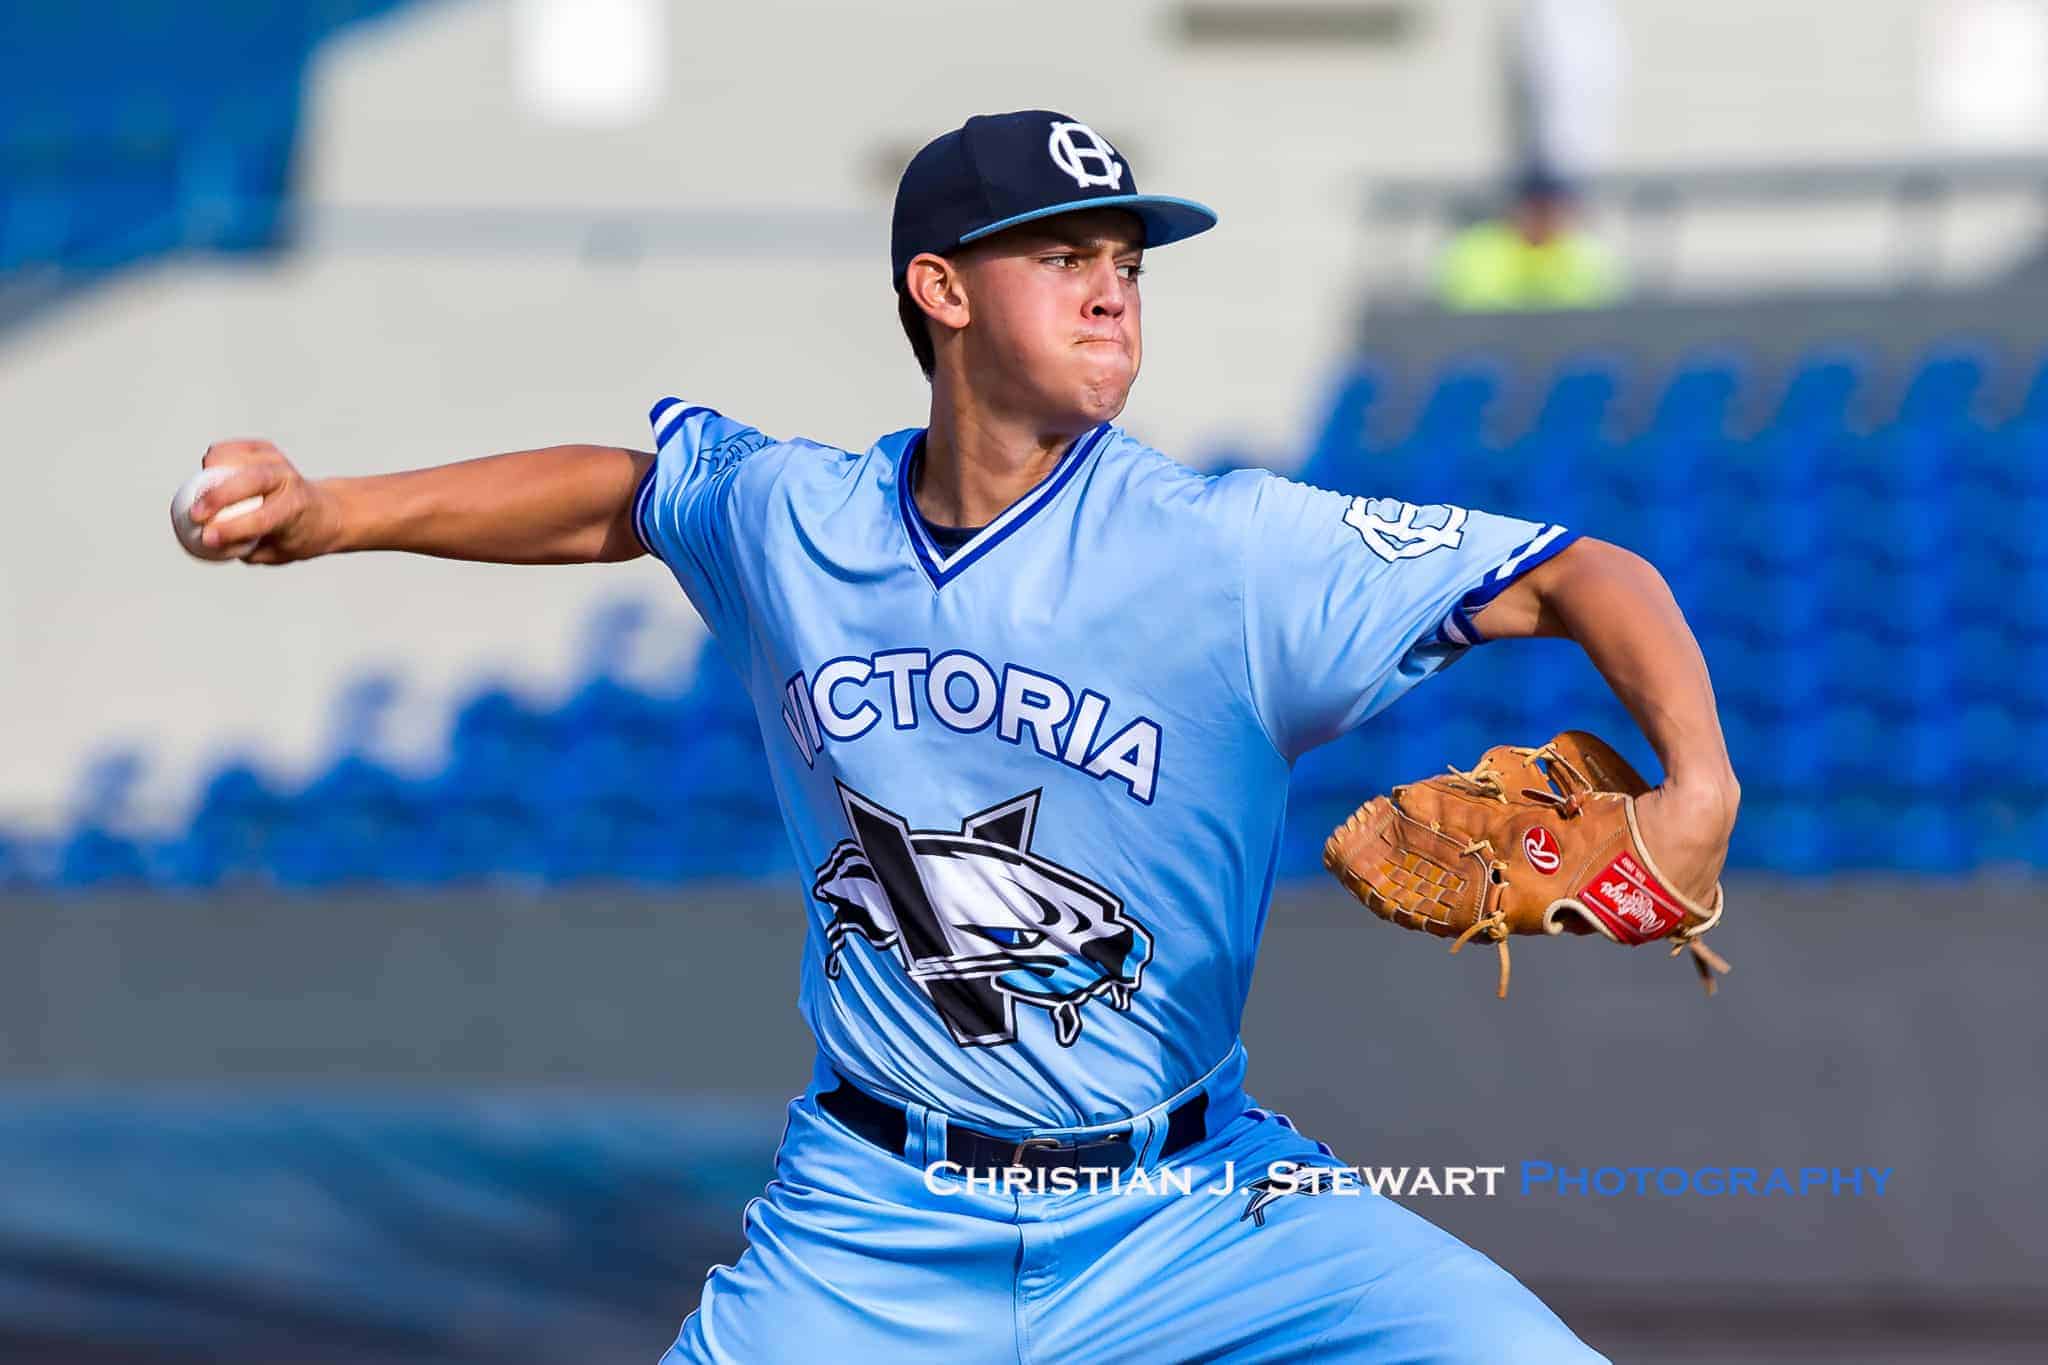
[1322,730,1729,998]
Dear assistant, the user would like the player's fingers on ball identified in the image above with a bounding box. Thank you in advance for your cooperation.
[201,439,283,471]
[201,489,290,548]
[191,463,284,524]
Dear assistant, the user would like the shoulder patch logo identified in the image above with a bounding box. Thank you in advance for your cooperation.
[812,785,1153,1048]
[1343,497,1467,562]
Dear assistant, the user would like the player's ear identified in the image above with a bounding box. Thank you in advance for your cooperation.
[906,252,969,335]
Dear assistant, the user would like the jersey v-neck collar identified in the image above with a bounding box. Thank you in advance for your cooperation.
[896,423,1111,590]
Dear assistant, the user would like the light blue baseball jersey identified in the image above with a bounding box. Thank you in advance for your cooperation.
[633,397,1575,1132]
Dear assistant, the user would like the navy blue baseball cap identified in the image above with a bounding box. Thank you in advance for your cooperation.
[891,110,1217,287]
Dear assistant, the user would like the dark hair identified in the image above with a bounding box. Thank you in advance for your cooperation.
[896,285,936,380]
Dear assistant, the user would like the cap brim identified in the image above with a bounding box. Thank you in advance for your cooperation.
[955,194,1218,251]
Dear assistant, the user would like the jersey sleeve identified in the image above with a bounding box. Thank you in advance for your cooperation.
[1234,473,1578,758]
[632,396,776,643]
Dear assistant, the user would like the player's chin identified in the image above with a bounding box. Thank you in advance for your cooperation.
[1067,358,1136,423]
[1067,384,1131,428]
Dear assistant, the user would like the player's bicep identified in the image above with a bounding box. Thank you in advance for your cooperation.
[594,449,657,562]
[1462,535,1595,640]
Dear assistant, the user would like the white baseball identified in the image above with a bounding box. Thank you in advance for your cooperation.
[171,466,266,561]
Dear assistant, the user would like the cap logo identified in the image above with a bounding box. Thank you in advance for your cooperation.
[1048,121,1124,191]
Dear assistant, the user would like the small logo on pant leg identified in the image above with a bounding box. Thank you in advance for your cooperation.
[1239,1161,1339,1228]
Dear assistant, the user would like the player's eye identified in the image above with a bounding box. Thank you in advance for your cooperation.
[1117,262,1145,281]
[1042,253,1077,268]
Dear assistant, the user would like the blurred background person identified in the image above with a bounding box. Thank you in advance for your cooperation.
[1438,0,1626,311]
[1436,165,1621,310]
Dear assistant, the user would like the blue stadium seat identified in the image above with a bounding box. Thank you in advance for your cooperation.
[1948,627,2015,707]
[1712,653,1775,725]
[1716,427,1814,502]
[1649,353,1745,439]
[1293,739,1365,802]
[1947,550,2008,628]
[2026,804,2048,866]
[1679,550,1753,645]
[1403,358,1504,456]
[1880,801,1971,873]
[1717,707,1769,790]
[1532,356,1623,443]
[1896,345,1989,432]
[2014,353,2048,427]
[1979,423,2048,495]
[1823,797,1895,870]
[1814,430,1883,491]
[1569,484,1636,544]
[1818,630,1894,712]
[0,2,416,273]
[430,782,545,885]
[1937,428,2010,501]
[1740,713,1828,798]
[1736,566,1828,646]
[1896,492,1965,567]
[1815,706,1887,789]
[1300,365,1382,494]
[1988,490,2048,572]
[1877,427,1967,498]
[1727,798,1831,875]
[1894,719,1961,793]
[1869,575,1956,654]
[168,761,288,887]
[1953,798,2021,869]
[54,827,149,888]
[1755,641,1826,716]
[261,757,419,886]
[1819,482,1897,565]
[1956,704,2023,789]
[1774,350,1870,433]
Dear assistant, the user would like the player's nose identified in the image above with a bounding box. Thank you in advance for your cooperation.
[1084,260,1127,318]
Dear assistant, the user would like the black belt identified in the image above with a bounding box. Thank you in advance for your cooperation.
[820,1071,1208,1175]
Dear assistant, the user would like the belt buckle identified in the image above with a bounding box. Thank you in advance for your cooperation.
[1009,1135,1064,1167]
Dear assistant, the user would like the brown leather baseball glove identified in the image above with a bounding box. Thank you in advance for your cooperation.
[1322,730,1729,999]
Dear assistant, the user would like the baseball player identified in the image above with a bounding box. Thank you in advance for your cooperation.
[185,111,1738,1362]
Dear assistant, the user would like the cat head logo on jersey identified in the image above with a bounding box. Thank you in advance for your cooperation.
[812,784,1152,1048]
[1048,120,1125,191]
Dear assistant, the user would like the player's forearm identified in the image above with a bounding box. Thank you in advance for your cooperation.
[321,445,653,564]
[1490,539,1739,807]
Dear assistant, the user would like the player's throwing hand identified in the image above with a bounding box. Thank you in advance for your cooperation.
[186,440,339,565]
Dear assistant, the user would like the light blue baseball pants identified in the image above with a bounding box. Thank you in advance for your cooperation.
[662,1064,1605,1363]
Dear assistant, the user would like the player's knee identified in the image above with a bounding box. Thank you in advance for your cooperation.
[1459,1317,1607,1365]
[1387,1249,1607,1364]
[1432,1273,1607,1364]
